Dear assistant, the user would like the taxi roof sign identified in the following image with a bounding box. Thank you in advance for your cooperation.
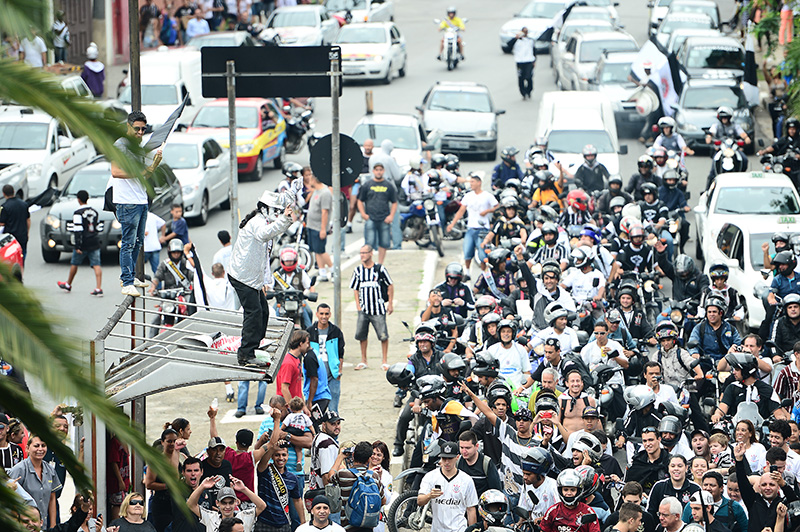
[751,171,763,178]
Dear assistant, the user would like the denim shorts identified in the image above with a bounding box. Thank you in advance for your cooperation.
[307,228,327,254]
[464,228,489,261]
[364,218,391,250]
[355,311,389,341]
[70,248,101,267]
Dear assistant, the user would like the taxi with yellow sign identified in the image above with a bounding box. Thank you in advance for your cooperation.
[186,98,286,180]
[694,171,800,328]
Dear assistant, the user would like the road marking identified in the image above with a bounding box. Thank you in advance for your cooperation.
[414,250,440,325]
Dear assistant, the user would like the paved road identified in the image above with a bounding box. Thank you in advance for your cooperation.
[23,0,744,451]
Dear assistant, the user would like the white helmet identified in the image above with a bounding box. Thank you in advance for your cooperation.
[621,203,641,221]
[86,42,99,60]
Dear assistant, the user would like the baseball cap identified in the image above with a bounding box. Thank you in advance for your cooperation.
[689,490,714,506]
[0,413,9,425]
[217,487,237,502]
[322,410,344,423]
[440,441,459,458]
[690,429,710,440]
[236,429,254,447]
[582,406,601,418]
[312,495,331,509]
[606,309,622,323]
[207,437,226,449]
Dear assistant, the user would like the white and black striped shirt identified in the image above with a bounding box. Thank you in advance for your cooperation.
[349,263,392,315]
[533,242,569,265]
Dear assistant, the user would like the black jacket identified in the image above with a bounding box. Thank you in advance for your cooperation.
[46,509,87,532]
[625,449,670,493]
[626,173,663,201]
[645,478,700,518]
[657,251,710,301]
[407,348,444,387]
[770,315,800,354]
[736,456,797,532]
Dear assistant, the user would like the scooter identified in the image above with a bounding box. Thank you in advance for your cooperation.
[149,287,193,337]
[270,222,313,272]
[707,137,747,189]
[284,109,314,154]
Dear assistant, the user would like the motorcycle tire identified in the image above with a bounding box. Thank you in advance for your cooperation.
[387,490,432,532]
[431,226,444,257]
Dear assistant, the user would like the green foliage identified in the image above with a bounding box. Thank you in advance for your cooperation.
[752,10,781,57]
[785,38,800,118]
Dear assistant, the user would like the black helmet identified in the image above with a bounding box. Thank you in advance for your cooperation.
[501,146,519,164]
[282,161,303,178]
[481,313,502,334]
[774,250,798,274]
[431,153,447,168]
[541,222,559,244]
[486,383,512,408]
[709,261,729,279]
[534,390,560,415]
[522,447,554,475]
[773,232,790,244]
[472,351,500,377]
[478,490,508,526]
[641,182,658,200]
[704,295,728,315]
[787,117,800,132]
[674,254,695,279]
[655,321,679,340]
[557,469,583,506]
[497,318,516,336]
[638,155,654,169]
[440,353,467,382]
[475,295,497,313]
[575,465,602,499]
[487,247,511,269]
[608,174,623,187]
[445,262,464,282]
[658,415,682,436]
[445,153,460,172]
[386,362,414,388]
[426,169,442,188]
[725,352,758,379]
[617,280,639,303]
[417,375,447,400]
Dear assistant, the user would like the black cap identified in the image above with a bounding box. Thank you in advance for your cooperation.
[690,429,710,440]
[236,429,254,447]
[440,441,459,458]
[0,413,9,425]
[322,410,344,423]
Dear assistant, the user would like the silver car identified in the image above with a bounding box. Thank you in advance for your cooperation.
[323,0,394,23]
[499,0,568,53]
[161,132,232,226]
[587,52,644,135]
[557,30,638,91]
[551,19,614,79]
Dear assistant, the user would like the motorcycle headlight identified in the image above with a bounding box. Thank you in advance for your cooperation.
[26,163,43,180]
[45,214,60,229]
[423,199,435,210]
[670,309,683,323]
[237,143,254,154]
[644,279,655,293]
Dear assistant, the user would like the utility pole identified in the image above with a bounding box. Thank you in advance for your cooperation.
[330,50,342,326]
[128,0,145,282]
[226,61,240,240]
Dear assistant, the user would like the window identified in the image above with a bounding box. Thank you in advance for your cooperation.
[714,186,800,215]
[202,141,214,164]
[717,223,740,260]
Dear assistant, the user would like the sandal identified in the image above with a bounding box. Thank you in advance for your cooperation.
[381,364,390,371]
[355,362,368,370]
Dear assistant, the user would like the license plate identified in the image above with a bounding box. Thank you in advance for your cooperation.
[779,216,796,224]
[449,141,469,149]
[285,300,299,311]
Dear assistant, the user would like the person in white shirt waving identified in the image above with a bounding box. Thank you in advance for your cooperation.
[188,478,266,532]
[580,321,628,421]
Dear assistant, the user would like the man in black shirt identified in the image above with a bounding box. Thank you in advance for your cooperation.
[715,352,787,423]
[0,184,30,262]
[357,162,398,264]
[57,189,103,295]
[202,437,233,507]
[172,457,205,532]
[435,263,475,318]
[457,430,502,497]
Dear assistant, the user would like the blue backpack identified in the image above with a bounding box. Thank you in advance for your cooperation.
[345,468,381,528]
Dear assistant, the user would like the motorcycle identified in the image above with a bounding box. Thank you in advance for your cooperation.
[434,18,466,71]
[270,222,313,272]
[284,108,314,154]
[149,287,193,337]
[707,137,747,189]
[386,430,441,532]
[761,147,800,188]
[663,296,701,344]
[584,364,623,419]
[400,194,445,257]
[265,277,318,328]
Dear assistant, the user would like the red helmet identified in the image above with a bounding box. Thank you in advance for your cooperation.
[279,248,299,272]
[567,189,589,212]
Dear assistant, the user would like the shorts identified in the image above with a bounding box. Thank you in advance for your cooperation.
[364,219,391,250]
[70,248,101,267]
[463,228,489,261]
[307,228,327,254]
[342,185,352,200]
[109,491,126,506]
[355,310,389,341]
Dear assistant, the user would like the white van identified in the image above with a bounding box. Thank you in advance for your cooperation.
[534,91,627,176]
[118,48,210,130]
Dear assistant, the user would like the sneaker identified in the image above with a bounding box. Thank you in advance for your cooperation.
[254,406,264,415]
[393,443,404,457]
[436,54,442,61]
[134,278,150,288]
[121,285,140,297]
[345,225,353,234]
[57,282,71,292]
[239,357,268,367]
[393,395,403,408]
[234,410,245,418]
[226,393,235,402]
[90,289,104,297]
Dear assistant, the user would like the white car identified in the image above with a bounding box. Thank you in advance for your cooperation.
[647,0,674,35]
[655,12,714,46]
[579,0,620,23]
[335,22,407,84]
[351,113,442,172]
[550,19,614,76]
[666,28,720,54]
[265,5,341,46]
[499,0,568,54]
[161,133,232,226]
[0,107,96,197]
[557,30,637,91]
[324,0,394,23]
[694,172,800,329]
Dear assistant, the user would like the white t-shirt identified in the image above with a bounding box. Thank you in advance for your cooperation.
[744,442,767,473]
[488,342,532,387]
[529,326,579,353]
[144,213,165,253]
[561,269,605,304]
[199,505,257,532]
[653,384,680,408]
[579,339,627,385]
[296,522,346,532]
[112,138,149,204]
[461,190,497,230]
[419,468,478,532]
[52,21,68,48]
[21,36,47,67]
[518,477,558,520]
[786,449,800,479]
[213,245,232,273]
[194,275,236,310]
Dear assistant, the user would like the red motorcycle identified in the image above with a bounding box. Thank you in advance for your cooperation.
[0,233,24,282]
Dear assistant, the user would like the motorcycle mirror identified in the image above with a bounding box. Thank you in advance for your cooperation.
[309,275,317,287]
[523,320,532,330]
[580,514,598,525]
[514,506,531,519]
[527,490,540,506]
[703,397,716,407]
[686,339,699,350]
[758,139,765,147]
[689,358,702,370]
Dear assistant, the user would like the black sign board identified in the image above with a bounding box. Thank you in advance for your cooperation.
[201,46,341,99]
[309,134,363,187]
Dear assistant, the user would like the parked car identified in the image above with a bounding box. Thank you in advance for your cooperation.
[556,30,638,91]
[550,19,615,77]
[564,6,615,24]
[0,163,28,200]
[161,133,232,226]
[578,0,620,23]
[676,36,744,79]
[40,156,182,263]
[499,0,568,53]
[265,5,341,46]
[186,98,287,180]
[0,106,96,197]
[416,81,505,160]
[336,22,407,84]
[655,12,714,46]
[186,31,261,48]
[351,113,442,172]
[587,52,644,135]
[323,0,394,23]
[673,78,754,151]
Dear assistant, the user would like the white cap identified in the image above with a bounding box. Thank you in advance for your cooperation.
[689,490,714,506]
[86,42,99,60]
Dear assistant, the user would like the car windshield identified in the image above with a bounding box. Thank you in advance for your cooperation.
[560,22,613,41]
[0,123,49,150]
[352,124,418,150]
[269,10,317,27]
[685,46,743,70]
[582,0,612,6]
[547,130,615,153]
[660,16,712,34]
[427,90,492,113]
[599,62,633,83]
[192,106,260,129]
[656,0,675,5]
[568,9,611,21]
[119,85,179,105]
[64,169,110,197]
[162,144,200,169]
[750,233,772,269]
[682,85,745,109]
[580,39,636,61]
[326,0,367,10]
[670,4,717,22]
[336,26,387,44]
[519,1,565,18]
[187,35,240,47]
[714,187,800,215]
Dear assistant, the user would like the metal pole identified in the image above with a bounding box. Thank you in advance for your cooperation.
[227,60,240,240]
[330,50,342,326]
[128,0,141,112]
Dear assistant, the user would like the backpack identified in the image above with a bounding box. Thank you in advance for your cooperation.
[345,468,381,528]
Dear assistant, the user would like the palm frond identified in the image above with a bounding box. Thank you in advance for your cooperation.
[0,0,44,39]
[0,480,32,532]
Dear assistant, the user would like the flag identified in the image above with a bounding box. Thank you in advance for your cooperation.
[635,36,685,117]
[742,27,759,107]
[537,1,582,42]
[144,95,189,151]
[629,39,667,83]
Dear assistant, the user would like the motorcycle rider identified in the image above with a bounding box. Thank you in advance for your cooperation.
[705,106,751,174]
[531,337,584,387]
[470,350,501,390]
[762,250,800,339]
[465,489,509,532]
[712,352,788,423]
[277,162,306,208]
[688,296,741,363]
[657,415,694,460]
[473,247,515,297]
[639,183,673,260]
[616,283,655,344]
[610,223,656,281]
[559,189,593,231]
[603,309,637,355]
[441,352,470,403]
[758,117,800,172]
[437,6,465,61]
[562,246,606,327]
[623,426,670,492]
[149,238,194,301]
[651,148,671,180]
[529,222,570,270]
[522,255,576,331]
[473,313,502,354]
[703,263,744,322]
[626,156,662,202]
[539,469,601,532]
[579,227,614,279]
[492,146,524,188]
[518,447,560,522]
[653,116,695,156]
[531,170,565,210]
[435,262,475,319]
[530,301,580,353]
[564,145,609,195]
[481,196,528,247]
[596,175,633,216]
[488,319,535,392]
[580,321,628,419]
[650,322,705,408]
[471,384,516,464]
[618,385,662,445]
[461,296,498,357]
[655,249,709,306]
[763,232,792,271]
[769,293,800,354]
[272,247,314,328]
[659,170,691,255]
[400,158,425,200]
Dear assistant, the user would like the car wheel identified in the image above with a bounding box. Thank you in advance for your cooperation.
[381,65,392,85]
[42,247,60,263]
[695,231,704,264]
[273,144,286,169]
[48,175,58,190]
[398,58,406,77]
[250,153,263,181]
[196,192,209,226]
[221,194,231,210]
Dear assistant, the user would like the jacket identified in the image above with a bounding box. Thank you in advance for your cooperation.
[657,251,710,301]
[688,320,741,361]
[620,307,655,341]
[770,315,800,354]
[368,139,403,185]
[625,448,670,492]
[492,161,524,188]
[596,190,633,214]
[406,348,444,385]
[646,478,700,517]
[307,321,345,379]
[626,172,663,201]
[45,509,86,532]
[228,213,291,289]
[680,496,748,532]
[736,456,797,532]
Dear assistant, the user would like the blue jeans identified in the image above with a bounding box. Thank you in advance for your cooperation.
[364,218,391,251]
[117,204,148,286]
[145,250,160,276]
[391,212,402,249]
[328,376,341,413]
[237,381,267,413]
[463,228,489,261]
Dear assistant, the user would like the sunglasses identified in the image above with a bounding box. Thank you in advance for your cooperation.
[129,500,145,506]
[0,423,5,430]
[132,126,147,132]
[595,331,607,336]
